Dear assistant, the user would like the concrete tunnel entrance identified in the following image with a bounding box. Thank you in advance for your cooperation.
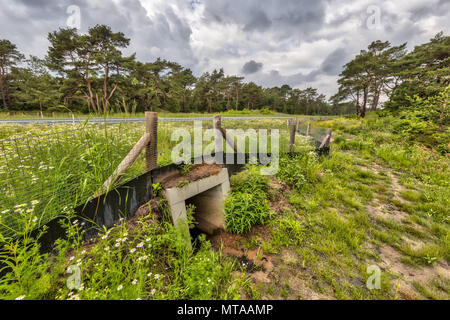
[162,168,230,243]
[186,184,226,236]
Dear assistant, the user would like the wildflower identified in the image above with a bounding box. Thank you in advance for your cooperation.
[1,209,10,214]
[115,242,120,248]
[15,295,26,300]
[31,200,40,205]
[81,250,86,255]
[31,216,37,223]
[132,279,137,285]
[117,285,123,291]
[130,248,136,254]
[147,272,152,277]
[150,289,156,295]
[145,238,151,242]
[104,247,110,252]
[154,274,160,280]
[69,256,75,261]
[101,234,108,240]
[136,242,144,248]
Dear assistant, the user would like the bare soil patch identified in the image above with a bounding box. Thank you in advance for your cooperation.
[377,245,450,299]
[160,163,223,189]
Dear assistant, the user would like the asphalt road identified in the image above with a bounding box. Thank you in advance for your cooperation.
[0,116,291,124]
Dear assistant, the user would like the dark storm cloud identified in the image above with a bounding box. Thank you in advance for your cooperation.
[202,0,326,39]
[319,48,348,75]
[410,1,450,20]
[249,47,350,89]
[242,60,263,74]
[243,10,272,32]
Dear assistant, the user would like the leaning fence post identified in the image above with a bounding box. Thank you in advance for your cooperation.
[306,123,311,136]
[289,118,296,153]
[319,129,333,149]
[145,112,158,171]
[214,115,223,164]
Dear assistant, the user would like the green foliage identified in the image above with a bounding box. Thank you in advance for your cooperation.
[229,165,269,194]
[180,163,194,176]
[176,180,189,188]
[224,192,272,234]
[152,183,162,197]
[182,237,235,299]
[276,153,320,189]
[225,167,272,234]
[269,213,304,249]
[260,107,274,115]
[0,206,246,300]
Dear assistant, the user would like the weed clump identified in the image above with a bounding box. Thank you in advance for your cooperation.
[224,166,272,234]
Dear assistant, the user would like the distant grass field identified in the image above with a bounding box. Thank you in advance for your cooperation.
[0,109,344,120]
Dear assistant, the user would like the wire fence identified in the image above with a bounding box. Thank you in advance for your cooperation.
[0,117,329,240]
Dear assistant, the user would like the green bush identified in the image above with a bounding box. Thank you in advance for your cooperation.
[260,107,275,115]
[224,191,272,234]
[276,153,320,189]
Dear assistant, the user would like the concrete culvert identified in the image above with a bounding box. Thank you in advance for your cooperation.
[162,166,230,245]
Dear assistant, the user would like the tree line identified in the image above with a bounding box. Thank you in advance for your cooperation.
[0,25,448,119]
[333,32,449,124]
[0,25,345,116]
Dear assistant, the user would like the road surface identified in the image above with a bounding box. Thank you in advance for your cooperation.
[0,116,292,124]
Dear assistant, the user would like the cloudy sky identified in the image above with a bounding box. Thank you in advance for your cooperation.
[0,0,448,97]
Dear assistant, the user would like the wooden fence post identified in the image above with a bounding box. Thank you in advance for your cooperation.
[306,123,311,136]
[100,133,151,194]
[214,115,223,163]
[145,112,158,171]
[289,118,296,153]
[319,129,333,149]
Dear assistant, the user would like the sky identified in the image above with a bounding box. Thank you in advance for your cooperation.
[0,0,448,98]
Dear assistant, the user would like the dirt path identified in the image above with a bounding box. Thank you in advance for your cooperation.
[363,163,450,299]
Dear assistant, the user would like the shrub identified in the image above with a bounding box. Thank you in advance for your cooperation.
[276,153,320,189]
[260,107,275,115]
[224,191,272,234]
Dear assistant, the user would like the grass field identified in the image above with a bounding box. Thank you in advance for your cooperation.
[0,112,448,300]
